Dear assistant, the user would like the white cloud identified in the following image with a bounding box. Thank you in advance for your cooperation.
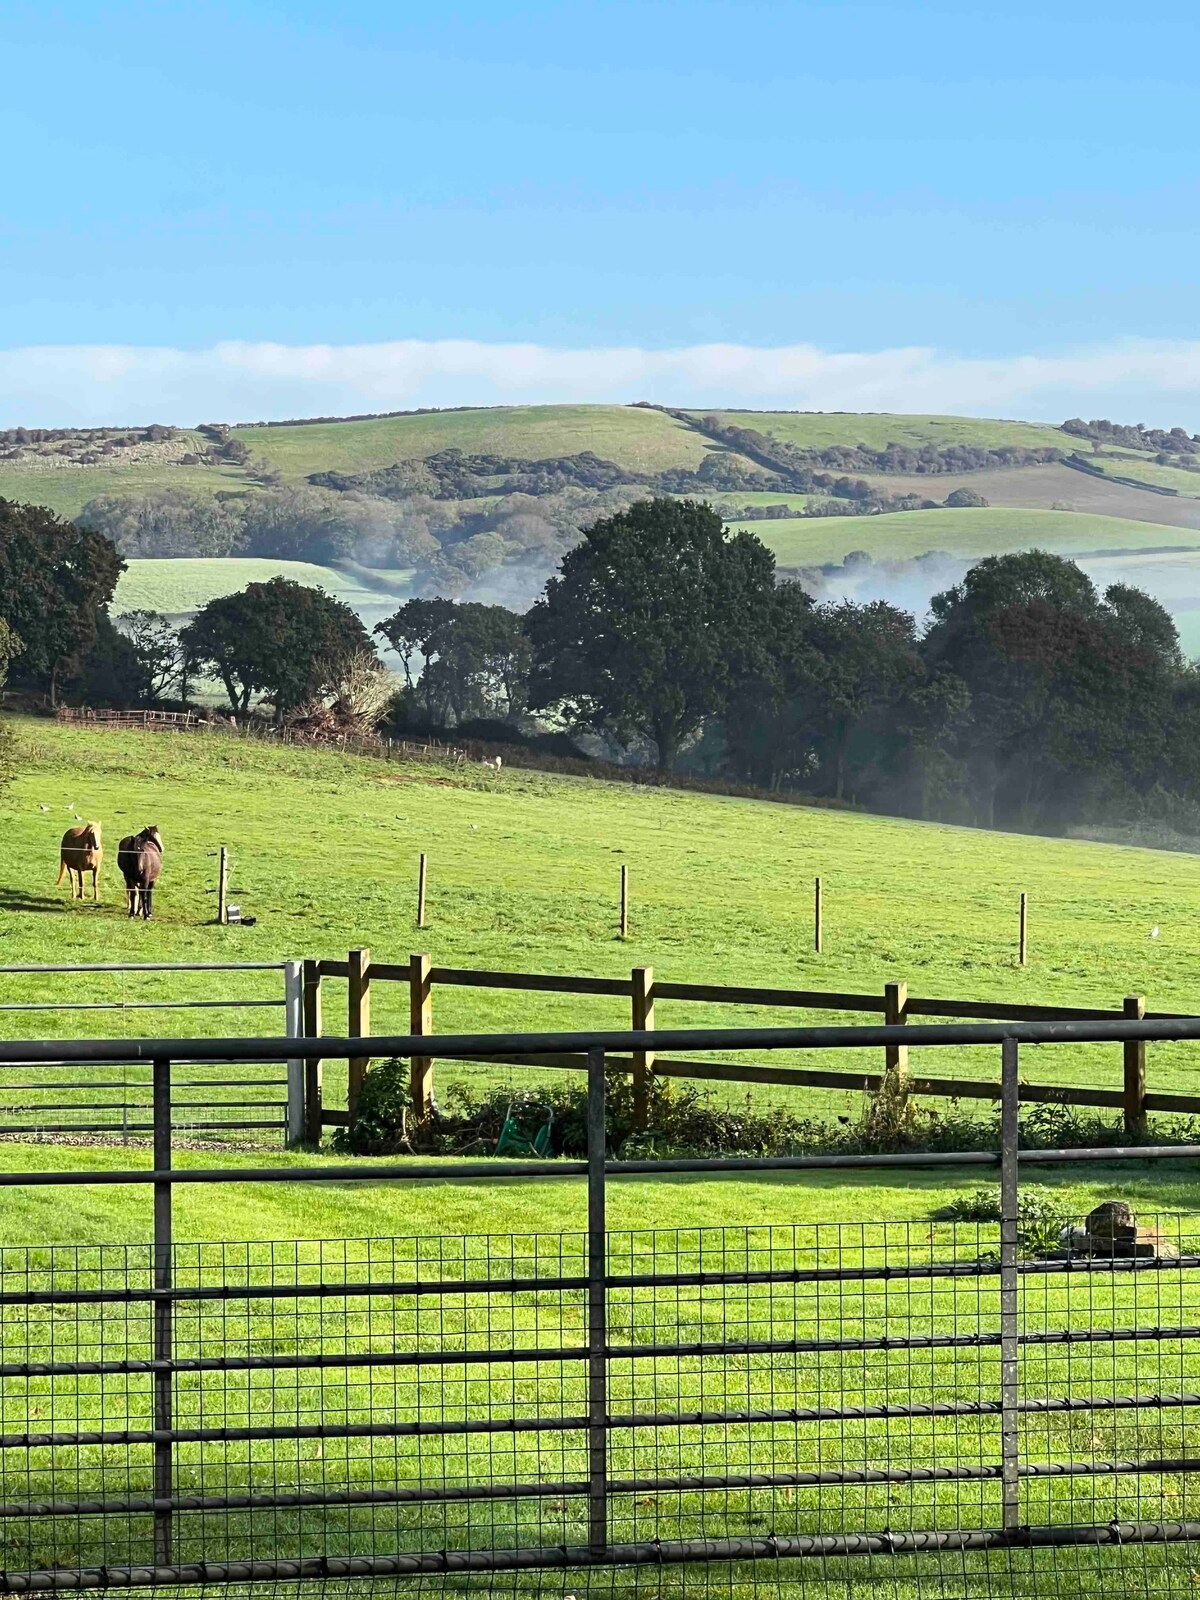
[2,335,1200,428]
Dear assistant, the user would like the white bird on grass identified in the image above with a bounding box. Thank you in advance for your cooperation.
[1149,927,1160,939]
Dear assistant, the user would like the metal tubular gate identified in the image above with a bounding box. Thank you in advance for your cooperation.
[0,964,302,1141]
[1,1017,1200,1596]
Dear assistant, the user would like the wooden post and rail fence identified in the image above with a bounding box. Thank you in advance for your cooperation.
[296,951,1193,1142]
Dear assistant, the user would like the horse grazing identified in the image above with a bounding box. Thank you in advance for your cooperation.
[56,822,103,901]
[117,826,163,919]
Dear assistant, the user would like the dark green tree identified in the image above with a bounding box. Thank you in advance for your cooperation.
[924,551,1177,827]
[116,610,185,701]
[526,498,778,773]
[375,598,457,721]
[376,599,531,724]
[805,601,927,800]
[0,619,23,691]
[0,499,124,701]
[182,578,373,721]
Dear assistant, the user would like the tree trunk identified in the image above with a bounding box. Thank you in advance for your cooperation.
[653,719,679,776]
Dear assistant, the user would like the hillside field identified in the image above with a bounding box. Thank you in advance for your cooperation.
[687,410,1071,453]
[112,556,414,619]
[4,716,1200,1249]
[737,506,1197,566]
[231,403,724,477]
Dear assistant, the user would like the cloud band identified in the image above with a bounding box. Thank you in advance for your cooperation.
[2,336,1199,429]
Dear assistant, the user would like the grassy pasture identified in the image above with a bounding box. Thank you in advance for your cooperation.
[111,557,413,619]
[739,507,1194,566]
[689,411,1073,454]
[0,462,249,520]
[230,404,722,478]
[7,717,1200,1156]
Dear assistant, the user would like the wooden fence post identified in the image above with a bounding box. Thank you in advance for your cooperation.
[347,947,371,1122]
[410,952,434,1117]
[884,980,909,1092]
[302,958,323,1145]
[217,848,229,926]
[1123,994,1147,1137]
[1019,893,1028,967]
[814,877,822,954]
[417,852,428,929]
[620,865,629,939]
[631,966,654,1130]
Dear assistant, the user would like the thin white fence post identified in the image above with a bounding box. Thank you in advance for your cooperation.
[283,960,304,1145]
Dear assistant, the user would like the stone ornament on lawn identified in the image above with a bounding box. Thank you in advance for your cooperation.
[1081,1200,1179,1260]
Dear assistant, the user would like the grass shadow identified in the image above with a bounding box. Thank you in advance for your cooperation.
[0,889,82,913]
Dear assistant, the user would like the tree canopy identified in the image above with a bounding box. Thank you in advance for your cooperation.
[526,498,778,771]
[0,499,124,700]
[181,577,374,720]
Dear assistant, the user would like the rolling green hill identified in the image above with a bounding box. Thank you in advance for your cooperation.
[7,406,1200,611]
[685,409,1070,453]
[230,403,720,477]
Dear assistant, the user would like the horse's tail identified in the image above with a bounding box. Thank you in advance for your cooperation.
[55,859,66,886]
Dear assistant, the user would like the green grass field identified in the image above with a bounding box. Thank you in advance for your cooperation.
[230,404,721,478]
[738,507,1195,566]
[689,410,1073,454]
[7,717,1200,1191]
[0,462,250,520]
[111,557,414,618]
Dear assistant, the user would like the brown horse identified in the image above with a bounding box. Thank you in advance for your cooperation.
[117,826,163,919]
[56,822,103,901]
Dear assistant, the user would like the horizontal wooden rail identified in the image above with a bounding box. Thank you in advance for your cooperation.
[430,967,632,997]
[906,997,1119,1022]
[653,980,886,1011]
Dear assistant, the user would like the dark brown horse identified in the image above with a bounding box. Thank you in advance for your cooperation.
[57,822,103,901]
[117,826,163,919]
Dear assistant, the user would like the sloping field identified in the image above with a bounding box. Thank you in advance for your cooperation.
[1084,453,1200,497]
[6,716,1200,1120]
[688,410,1071,453]
[740,507,1196,566]
[112,557,413,619]
[0,461,249,520]
[231,404,720,477]
[857,463,1200,530]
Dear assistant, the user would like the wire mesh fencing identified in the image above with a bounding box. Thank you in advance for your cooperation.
[2,1218,1200,1597]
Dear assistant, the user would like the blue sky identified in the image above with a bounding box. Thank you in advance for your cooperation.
[3,0,1200,424]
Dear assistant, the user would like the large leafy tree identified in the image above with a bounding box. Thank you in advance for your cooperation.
[182,578,374,721]
[526,498,778,772]
[924,550,1178,827]
[0,499,124,701]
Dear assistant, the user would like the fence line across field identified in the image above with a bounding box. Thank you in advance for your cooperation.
[0,1021,1199,1593]
[3,954,1189,1144]
[302,948,1187,1141]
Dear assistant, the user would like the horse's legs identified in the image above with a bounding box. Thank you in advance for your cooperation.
[126,887,136,918]
[142,884,153,920]
[71,868,81,901]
